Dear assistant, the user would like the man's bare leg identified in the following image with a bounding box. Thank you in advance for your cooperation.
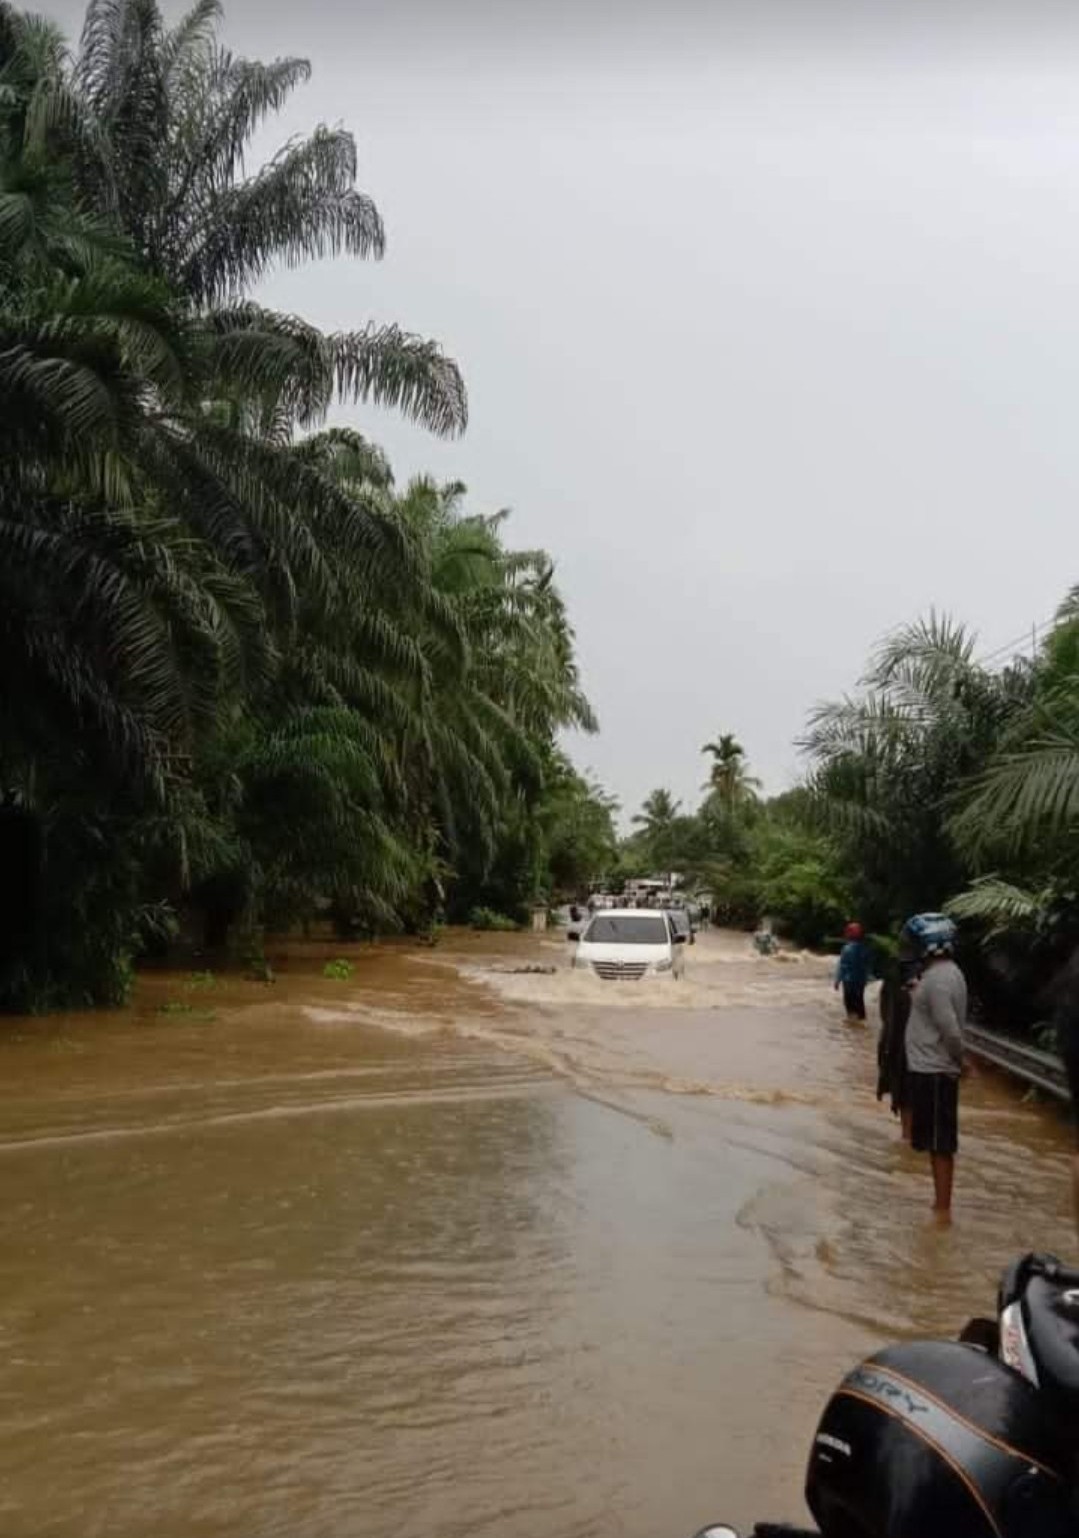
[931,1153,954,1218]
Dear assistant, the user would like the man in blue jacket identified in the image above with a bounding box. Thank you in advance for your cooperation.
[834,921,871,1022]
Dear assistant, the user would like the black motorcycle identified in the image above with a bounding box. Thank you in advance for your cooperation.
[696,1253,1079,1537]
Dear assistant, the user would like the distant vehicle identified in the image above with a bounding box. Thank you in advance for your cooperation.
[623,878,671,905]
[666,908,695,946]
[567,908,686,980]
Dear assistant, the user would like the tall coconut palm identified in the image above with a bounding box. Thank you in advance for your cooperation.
[701,731,760,812]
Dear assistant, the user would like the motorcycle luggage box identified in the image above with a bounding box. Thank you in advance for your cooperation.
[806,1340,1075,1538]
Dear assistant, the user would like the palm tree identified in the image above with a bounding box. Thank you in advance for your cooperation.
[0,0,472,1002]
[701,732,760,812]
[802,615,1033,923]
[0,0,604,999]
[632,789,681,839]
[0,1,441,787]
[393,478,596,913]
[630,788,683,881]
[70,0,467,436]
[0,11,248,785]
[936,593,1079,862]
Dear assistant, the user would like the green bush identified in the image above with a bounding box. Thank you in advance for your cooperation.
[751,823,851,949]
[468,906,519,932]
[156,1001,216,1021]
[322,958,355,981]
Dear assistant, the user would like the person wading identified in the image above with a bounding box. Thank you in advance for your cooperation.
[903,913,968,1222]
[834,921,871,1023]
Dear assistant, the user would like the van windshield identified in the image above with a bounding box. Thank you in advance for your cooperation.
[584,915,668,945]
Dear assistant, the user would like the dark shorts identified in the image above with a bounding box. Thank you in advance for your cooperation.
[842,982,866,1019]
[909,1071,959,1156]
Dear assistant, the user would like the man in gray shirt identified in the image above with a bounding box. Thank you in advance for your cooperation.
[906,943,968,1220]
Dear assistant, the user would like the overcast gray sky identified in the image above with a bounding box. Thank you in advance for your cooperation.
[54,0,1079,819]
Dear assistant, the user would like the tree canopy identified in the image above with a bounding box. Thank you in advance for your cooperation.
[0,0,604,1009]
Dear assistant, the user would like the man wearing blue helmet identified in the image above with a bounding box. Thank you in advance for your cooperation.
[902,912,968,1221]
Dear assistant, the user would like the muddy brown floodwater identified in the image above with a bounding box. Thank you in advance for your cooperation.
[0,929,1075,1538]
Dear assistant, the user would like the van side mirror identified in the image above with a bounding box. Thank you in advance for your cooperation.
[567,930,580,942]
[672,932,687,945]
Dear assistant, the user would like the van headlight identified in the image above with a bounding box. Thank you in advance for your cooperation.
[653,957,673,973]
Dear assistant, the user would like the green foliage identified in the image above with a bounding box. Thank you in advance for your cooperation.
[796,604,1079,1030]
[946,877,1050,938]
[322,958,354,981]
[617,737,849,946]
[749,822,851,948]
[629,789,684,874]
[701,732,760,814]
[538,754,618,898]
[157,1000,216,1021]
[801,615,1034,928]
[467,907,519,932]
[0,0,602,1011]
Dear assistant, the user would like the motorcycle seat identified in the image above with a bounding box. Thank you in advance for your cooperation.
[1024,1274,1079,1395]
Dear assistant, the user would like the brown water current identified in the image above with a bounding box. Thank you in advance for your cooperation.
[0,929,1075,1537]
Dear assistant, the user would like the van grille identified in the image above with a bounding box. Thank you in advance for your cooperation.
[591,961,649,981]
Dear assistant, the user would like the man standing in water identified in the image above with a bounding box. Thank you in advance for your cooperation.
[904,914,967,1220]
[834,921,871,1022]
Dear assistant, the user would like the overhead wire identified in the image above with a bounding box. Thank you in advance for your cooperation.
[974,616,1056,671]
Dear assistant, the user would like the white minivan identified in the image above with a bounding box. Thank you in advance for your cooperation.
[568,908,686,981]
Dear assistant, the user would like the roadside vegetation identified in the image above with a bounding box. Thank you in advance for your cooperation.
[7,1,1076,1032]
[622,603,1079,1033]
[0,0,614,1010]
[618,737,852,948]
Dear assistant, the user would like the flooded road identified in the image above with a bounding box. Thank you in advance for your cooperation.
[0,929,1074,1538]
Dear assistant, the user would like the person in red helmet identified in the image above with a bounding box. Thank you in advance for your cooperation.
[834,921,872,1022]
